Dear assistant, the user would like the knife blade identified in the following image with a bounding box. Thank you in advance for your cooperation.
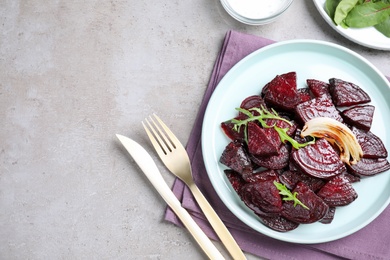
[116,134,225,260]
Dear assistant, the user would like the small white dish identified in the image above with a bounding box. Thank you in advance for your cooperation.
[313,0,390,51]
[220,0,294,25]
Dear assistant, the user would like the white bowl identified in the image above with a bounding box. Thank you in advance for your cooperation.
[220,0,294,25]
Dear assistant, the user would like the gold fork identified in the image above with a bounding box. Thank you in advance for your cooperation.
[142,114,246,260]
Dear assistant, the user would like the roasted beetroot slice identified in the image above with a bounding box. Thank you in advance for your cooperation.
[264,73,300,111]
[352,127,388,159]
[239,175,282,217]
[297,87,312,104]
[319,207,335,224]
[291,138,346,179]
[250,144,290,170]
[220,141,252,176]
[329,78,371,107]
[261,82,270,97]
[347,158,390,176]
[240,95,267,116]
[342,171,361,183]
[281,182,329,224]
[247,122,279,157]
[225,169,246,193]
[281,71,297,86]
[279,170,326,192]
[307,79,332,99]
[295,94,343,124]
[263,127,283,147]
[244,169,278,183]
[258,215,299,232]
[341,105,375,131]
[317,175,358,207]
[221,114,247,142]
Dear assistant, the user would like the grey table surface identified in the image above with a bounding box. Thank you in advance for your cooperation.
[1,1,390,259]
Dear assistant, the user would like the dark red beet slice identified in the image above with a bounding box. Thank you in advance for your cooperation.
[279,170,326,192]
[317,175,358,207]
[239,175,282,217]
[341,105,375,131]
[247,122,279,157]
[342,171,361,183]
[244,169,279,183]
[261,82,270,98]
[225,169,246,193]
[319,207,335,224]
[258,215,299,232]
[307,79,332,99]
[347,158,390,176]
[221,96,270,142]
[281,182,329,224]
[220,141,252,177]
[291,138,346,179]
[263,73,300,111]
[221,114,247,142]
[263,127,283,148]
[329,78,371,107]
[352,127,388,159]
[295,94,343,124]
[297,87,312,104]
[240,95,267,116]
[250,144,290,170]
[281,71,297,85]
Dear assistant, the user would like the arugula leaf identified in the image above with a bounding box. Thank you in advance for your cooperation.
[274,126,315,149]
[232,107,291,129]
[231,107,292,142]
[345,1,390,28]
[230,107,314,149]
[274,181,309,210]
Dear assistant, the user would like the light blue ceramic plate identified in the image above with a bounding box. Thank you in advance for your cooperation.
[201,40,390,243]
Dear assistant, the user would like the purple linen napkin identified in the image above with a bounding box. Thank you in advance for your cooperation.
[165,30,390,260]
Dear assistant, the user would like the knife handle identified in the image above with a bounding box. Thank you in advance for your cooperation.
[118,136,225,260]
[163,191,226,260]
[189,185,246,260]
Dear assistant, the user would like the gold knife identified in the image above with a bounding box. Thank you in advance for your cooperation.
[116,134,225,260]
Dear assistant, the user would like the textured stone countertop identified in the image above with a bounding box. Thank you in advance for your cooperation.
[1,1,390,259]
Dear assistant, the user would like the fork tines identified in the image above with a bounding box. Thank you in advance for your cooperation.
[142,114,177,156]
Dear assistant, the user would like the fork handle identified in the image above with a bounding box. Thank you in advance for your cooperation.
[165,195,225,260]
[189,185,247,260]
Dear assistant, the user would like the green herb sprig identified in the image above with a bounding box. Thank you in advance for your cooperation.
[231,107,291,131]
[230,107,315,149]
[274,126,315,149]
[274,181,310,210]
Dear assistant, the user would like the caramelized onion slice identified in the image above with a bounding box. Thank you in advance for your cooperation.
[301,117,363,165]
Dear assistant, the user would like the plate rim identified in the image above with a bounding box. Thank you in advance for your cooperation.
[201,39,390,244]
[312,0,390,51]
